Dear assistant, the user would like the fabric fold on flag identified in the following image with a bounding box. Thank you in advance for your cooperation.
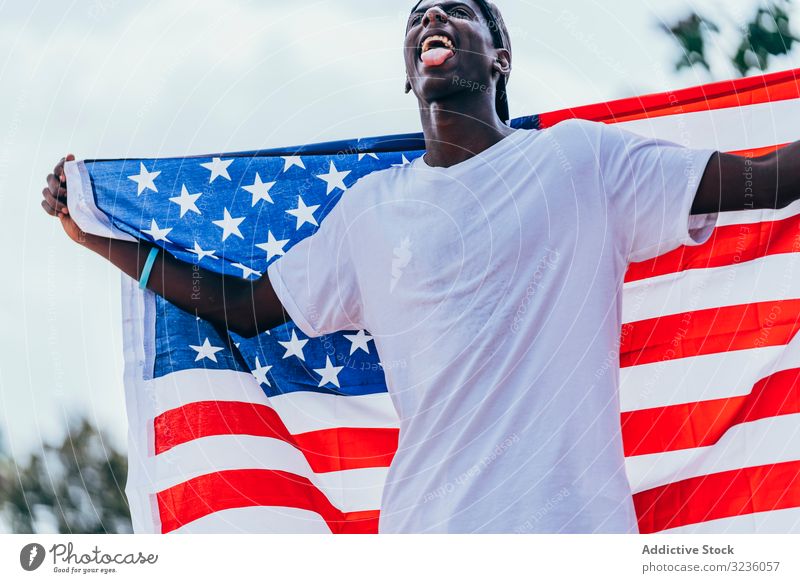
[66,68,800,534]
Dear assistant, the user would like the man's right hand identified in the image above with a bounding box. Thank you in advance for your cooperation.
[41,154,88,244]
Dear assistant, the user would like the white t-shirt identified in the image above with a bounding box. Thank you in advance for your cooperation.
[268,119,717,533]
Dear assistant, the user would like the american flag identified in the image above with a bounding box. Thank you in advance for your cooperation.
[66,68,800,534]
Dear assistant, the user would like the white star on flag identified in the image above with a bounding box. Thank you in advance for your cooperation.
[314,356,344,388]
[142,219,172,243]
[344,330,374,355]
[169,184,202,217]
[242,173,276,206]
[128,163,161,195]
[316,161,350,195]
[278,329,308,361]
[256,231,290,260]
[187,241,218,261]
[189,338,224,362]
[212,208,245,241]
[286,196,320,230]
[392,155,411,167]
[282,156,305,172]
[251,356,272,387]
[200,157,234,182]
[358,152,379,161]
[232,262,262,280]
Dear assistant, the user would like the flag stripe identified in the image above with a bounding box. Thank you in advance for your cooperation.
[625,414,800,494]
[619,344,790,412]
[620,299,800,368]
[622,253,800,324]
[661,506,800,533]
[539,68,800,127]
[622,367,800,456]
[157,469,380,534]
[151,368,396,431]
[633,459,800,533]
[172,506,333,534]
[154,401,398,472]
[153,434,388,511]
[625,214,800,284]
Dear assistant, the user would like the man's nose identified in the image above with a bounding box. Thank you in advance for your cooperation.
[422,6,449,27]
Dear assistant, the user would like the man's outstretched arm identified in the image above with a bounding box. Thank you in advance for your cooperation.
[692,143,800,215]
[42,156,288,338]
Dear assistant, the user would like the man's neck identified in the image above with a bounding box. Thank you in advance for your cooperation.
[419,98,515,168]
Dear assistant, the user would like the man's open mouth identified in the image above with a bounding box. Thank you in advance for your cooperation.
[419,33,456,67]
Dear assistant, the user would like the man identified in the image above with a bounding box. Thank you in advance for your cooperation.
[41,1,800,533]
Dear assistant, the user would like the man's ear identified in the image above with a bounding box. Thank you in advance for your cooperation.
[405,77,413,94]
[492,49,511,78]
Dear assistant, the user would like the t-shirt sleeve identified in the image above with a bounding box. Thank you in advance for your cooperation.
[267,196,363,338]
[596,121,718,262]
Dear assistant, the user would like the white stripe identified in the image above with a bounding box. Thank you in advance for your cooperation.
[712,197,800,227]
[625,414,800,494]
[153,433,387,513]
[622,251,800,323]
[619,344,795,412]
[172,506,332,534]
[152,367,398,433]
[614,98,800,152]
[661,507,800,534]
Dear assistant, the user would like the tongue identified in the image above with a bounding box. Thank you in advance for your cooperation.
[421,47,454,67]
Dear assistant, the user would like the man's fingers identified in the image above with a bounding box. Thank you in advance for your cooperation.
[41,199,57,216]
[42,188,67,214]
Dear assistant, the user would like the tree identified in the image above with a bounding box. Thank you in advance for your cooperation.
[0,418,131,534]
[661,0,798,78]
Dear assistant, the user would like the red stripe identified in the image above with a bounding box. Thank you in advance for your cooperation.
[154,401,397,472]
[620,299,800,368]
[157,469,379,534]
[634,460,800,533]
[625,211,800,283]
[539,68,800,128]
[622,368,800,456]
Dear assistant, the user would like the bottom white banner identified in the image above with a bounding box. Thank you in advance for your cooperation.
[1,534,799,582]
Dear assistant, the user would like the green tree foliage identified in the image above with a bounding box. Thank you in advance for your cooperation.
[0,419,131,533]
[662,0,798,77]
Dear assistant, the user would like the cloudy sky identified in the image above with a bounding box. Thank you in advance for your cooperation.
[1,0,798,460]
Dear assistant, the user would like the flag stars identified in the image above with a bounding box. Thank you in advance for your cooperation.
[344,330,374,355]
[187,241,218,261]
[392,155,411,167]
[256,231,290,261]
[142,219,172,243]
[128,163,161,195]
[243,172,276,206]
[212,207,245,241]
[200,157,234,182]
[232,262,262,280]
[282,156,305,172]
[314,356,344,388]
[189,338,224,363]
[251,356,272,387]
[278,329,308,361]
[285,196,320,230]
[358,152,379,161]
[316,161,351,195]
[169,184,202,217]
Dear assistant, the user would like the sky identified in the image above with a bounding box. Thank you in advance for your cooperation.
[1,0,798,462]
